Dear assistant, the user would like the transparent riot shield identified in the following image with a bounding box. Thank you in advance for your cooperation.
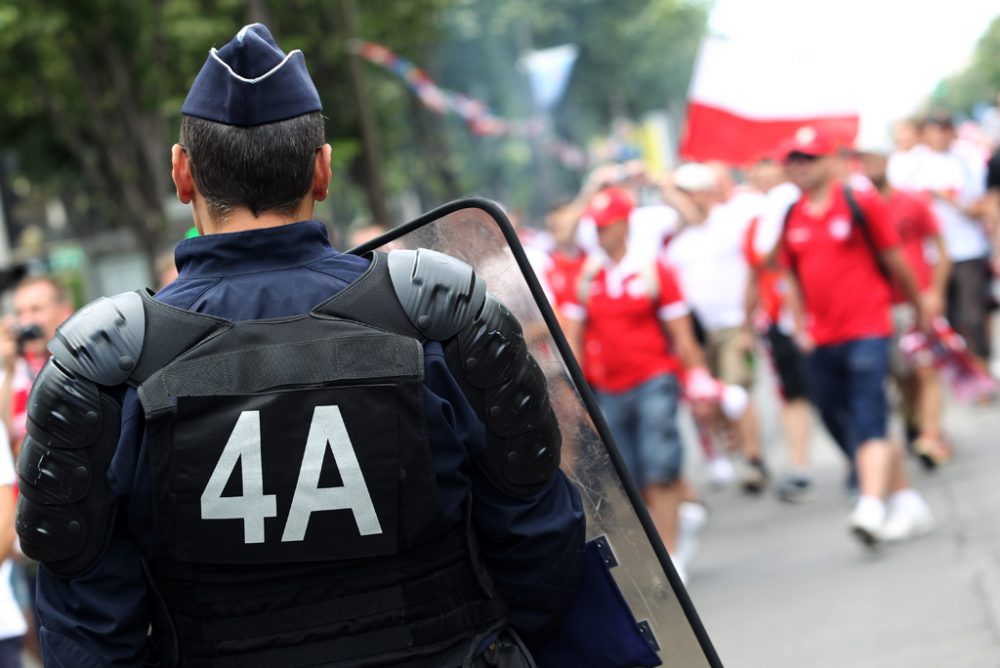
[354,199,721,668]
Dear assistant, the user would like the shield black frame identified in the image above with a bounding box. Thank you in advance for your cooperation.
[353,197,723,667]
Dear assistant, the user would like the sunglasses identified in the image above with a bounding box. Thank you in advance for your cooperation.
[784,152,822,164]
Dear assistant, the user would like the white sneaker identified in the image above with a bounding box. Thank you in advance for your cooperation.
[708,457,735,489]
[676,502,708,568]
[848,496,886,548]
[881,496,935,543]
[671,554,688,586]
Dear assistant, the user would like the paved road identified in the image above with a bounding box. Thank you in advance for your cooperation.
[681,365,1000,668]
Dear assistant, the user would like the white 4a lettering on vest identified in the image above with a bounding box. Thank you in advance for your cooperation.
[282,405,382,541]
[200,405,383,545]
[200,411,277,544]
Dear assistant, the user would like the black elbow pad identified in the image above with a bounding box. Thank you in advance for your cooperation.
[15,292,144,576]
[389,248,561,497]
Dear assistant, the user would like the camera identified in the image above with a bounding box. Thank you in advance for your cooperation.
[15,324,43,344]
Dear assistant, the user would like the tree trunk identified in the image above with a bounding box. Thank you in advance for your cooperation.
[339,0,389,226]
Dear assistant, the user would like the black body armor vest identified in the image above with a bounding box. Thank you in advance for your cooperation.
[140,255,506,667]
[17,249,562,667]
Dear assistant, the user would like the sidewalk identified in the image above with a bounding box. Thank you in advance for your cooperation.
[682,374,1000,667]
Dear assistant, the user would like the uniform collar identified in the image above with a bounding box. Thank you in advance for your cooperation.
[175,220,337,278]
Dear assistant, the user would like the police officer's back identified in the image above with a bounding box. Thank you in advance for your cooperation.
[16,24,584,667]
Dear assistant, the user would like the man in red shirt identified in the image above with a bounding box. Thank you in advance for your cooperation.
[780,128,934,547]
[859,149,952,468]
[563,187,710,579]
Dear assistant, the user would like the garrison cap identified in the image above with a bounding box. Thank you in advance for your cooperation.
[181,23,322,126]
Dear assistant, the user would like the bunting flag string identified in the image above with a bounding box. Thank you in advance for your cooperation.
[348,39,587,169]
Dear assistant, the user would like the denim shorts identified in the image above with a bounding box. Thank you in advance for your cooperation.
[594,373,683,488]
[807,336,890,459]
[763,324,810,401]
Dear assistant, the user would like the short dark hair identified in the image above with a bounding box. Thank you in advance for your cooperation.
[179,112,325,219]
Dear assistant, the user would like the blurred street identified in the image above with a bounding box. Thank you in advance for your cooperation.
[684,361,1000,667]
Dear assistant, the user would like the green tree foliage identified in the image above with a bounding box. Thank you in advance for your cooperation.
[0,0,246,261]
[0,0,708,263]
[933,15,1000,115]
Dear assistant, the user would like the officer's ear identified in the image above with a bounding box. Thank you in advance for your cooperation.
[172,144,195,205]
[313,144,332,202]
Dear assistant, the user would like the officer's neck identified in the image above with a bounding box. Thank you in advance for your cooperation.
[193,198,315,236]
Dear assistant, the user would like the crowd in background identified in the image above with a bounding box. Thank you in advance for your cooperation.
[517,109,1000,582]
[0,108,996,662]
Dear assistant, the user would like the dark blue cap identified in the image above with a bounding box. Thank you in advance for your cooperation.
[181,24,322,126]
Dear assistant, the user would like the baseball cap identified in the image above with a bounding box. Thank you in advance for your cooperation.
[586,188,634,228]
[673,162,717,192]
[779,126,837,162]
[181,23,322,126]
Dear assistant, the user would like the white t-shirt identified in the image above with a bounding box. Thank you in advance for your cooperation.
[666,200,756,331]
[890,146,989,262]
[887,145,932,192]
[576,204,679,264]
[0,430,26,641]
[752,182,801,257]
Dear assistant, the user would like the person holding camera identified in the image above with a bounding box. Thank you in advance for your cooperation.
[0,277,74,457]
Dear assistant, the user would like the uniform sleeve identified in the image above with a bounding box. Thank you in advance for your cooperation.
[422,343,585,645]
[36,391,150,668]
[656,259,690,322]
[858,189,899,250]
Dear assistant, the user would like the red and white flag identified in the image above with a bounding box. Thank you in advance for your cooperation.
[679,35,860,165]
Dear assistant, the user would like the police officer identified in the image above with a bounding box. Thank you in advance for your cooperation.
[17,24,584,667]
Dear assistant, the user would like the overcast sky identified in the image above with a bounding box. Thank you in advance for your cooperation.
[709,0,1000,147]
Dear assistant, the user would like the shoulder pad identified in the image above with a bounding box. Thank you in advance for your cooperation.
[48,291,145,386]
[388,249,487,341]
[389,248,560,496]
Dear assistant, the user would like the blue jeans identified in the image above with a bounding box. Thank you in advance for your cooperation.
[807,336,891,461]
[594,373,683,488]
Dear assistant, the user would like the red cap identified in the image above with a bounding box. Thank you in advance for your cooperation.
[586,187,634,228]
[779,126,837,162]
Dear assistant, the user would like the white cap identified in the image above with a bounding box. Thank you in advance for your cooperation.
[673,162,718,193]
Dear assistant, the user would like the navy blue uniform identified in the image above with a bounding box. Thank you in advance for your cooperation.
[36,221,585,667]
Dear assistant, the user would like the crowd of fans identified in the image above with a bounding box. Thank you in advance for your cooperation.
[520,110,1000,581]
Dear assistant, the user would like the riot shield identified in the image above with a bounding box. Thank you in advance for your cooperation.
[353,199,721,668]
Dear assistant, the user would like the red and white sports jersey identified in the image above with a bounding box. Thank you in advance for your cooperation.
[744,216,784,324]
[9,353,45,445]
[782,182,899,345]
[886,189,939,302]
[564,251,688,392]
[545,248,587,311]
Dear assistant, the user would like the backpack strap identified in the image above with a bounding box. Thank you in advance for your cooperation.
[842,185,891,283]
[778,202,800,280]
